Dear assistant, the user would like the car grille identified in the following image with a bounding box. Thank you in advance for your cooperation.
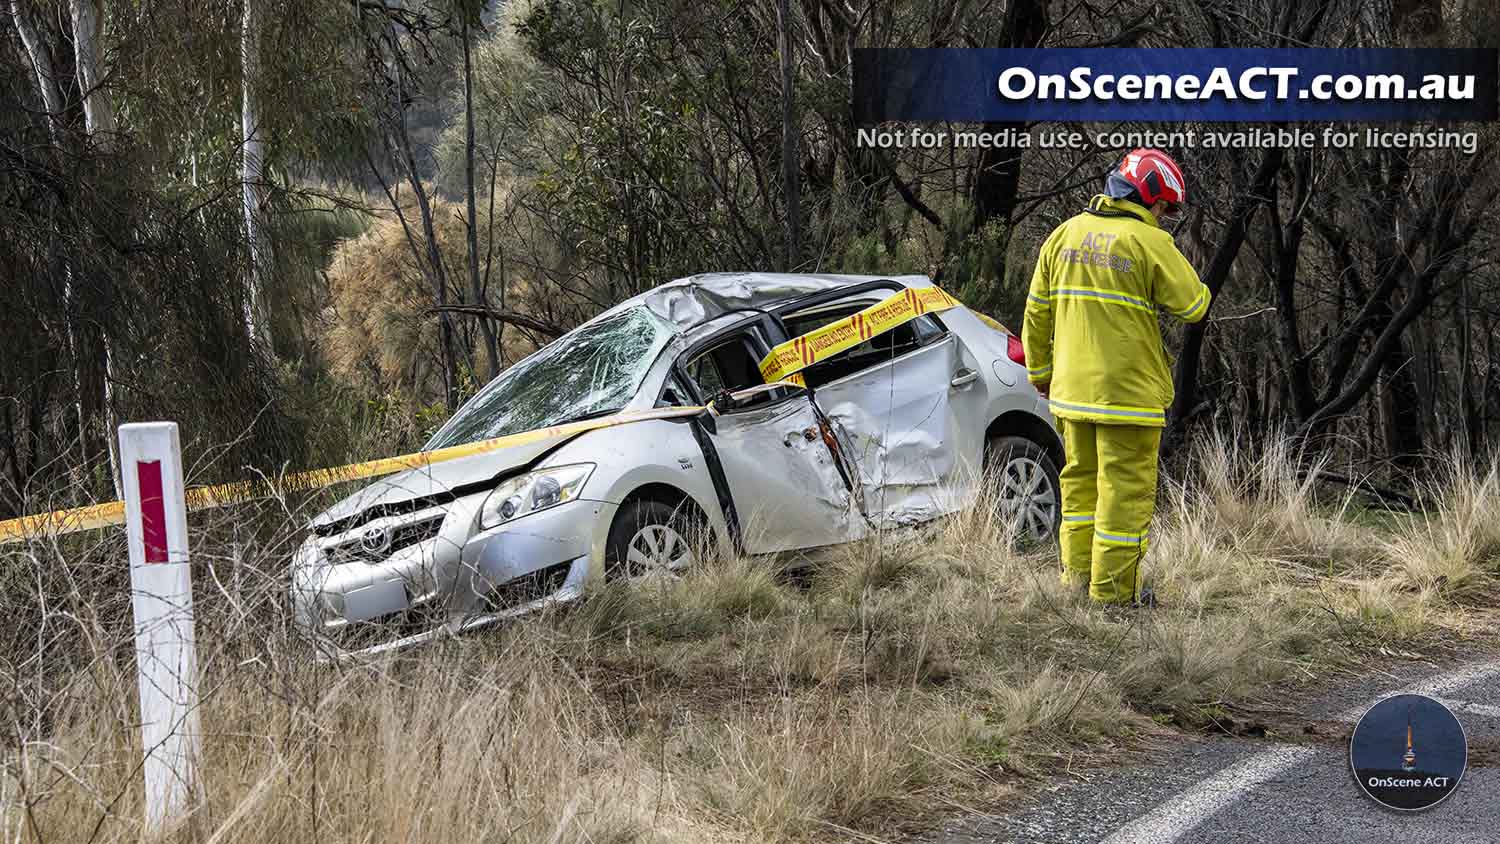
[488,561,573,609]
[327,515,445,564]
[311,487,477,537]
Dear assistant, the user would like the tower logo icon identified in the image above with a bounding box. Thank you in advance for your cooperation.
[1400,704,1417,773]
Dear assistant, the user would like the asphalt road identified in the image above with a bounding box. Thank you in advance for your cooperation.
[927,659,1500,844]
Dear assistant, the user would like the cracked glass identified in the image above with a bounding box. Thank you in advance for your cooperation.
[425,307,676,449]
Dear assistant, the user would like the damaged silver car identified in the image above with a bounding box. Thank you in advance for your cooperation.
[290,273,1062,653]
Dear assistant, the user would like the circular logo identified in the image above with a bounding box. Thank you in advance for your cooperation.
[359,526,392,555]
[1350,693,1467,811]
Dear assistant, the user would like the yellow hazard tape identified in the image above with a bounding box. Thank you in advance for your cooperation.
[758,285,962,386]
[0,405,706,545]
[973,312,1010,335]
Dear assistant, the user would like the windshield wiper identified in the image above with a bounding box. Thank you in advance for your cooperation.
[553,407,624,427]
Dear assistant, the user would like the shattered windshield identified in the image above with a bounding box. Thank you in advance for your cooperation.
[424,307,676,449]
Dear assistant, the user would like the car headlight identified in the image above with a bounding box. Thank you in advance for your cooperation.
[478,463,595,530]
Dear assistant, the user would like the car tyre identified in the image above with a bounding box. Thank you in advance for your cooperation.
[986,435,1061,546]
[605,499,706,580]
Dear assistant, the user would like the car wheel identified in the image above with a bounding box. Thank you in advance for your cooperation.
[605,499,703,580]
[986,435,1061,545]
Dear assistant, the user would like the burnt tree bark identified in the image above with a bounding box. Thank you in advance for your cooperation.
[967,0,1047,309]
[1165,148,1284,444]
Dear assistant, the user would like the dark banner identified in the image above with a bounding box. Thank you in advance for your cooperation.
[853,48,1499,123]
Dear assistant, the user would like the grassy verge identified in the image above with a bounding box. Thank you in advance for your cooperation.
[5,435,1500,842]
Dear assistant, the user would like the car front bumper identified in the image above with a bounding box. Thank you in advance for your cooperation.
[290,497,618,636]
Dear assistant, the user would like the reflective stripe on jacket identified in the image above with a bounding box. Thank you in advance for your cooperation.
[1022,195,1211,427]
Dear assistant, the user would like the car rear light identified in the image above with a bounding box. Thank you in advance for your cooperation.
[1006,334,1026,365]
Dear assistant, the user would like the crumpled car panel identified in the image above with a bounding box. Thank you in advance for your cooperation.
[709,396,862,553]
[641,272,928,330]
[813,337,975,528]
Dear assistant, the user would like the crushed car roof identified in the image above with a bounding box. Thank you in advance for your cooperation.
[632,272,930,331]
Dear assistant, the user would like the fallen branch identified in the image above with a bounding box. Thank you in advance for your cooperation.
[1300,469,1416,511]
[424,305,565,338]
[1209,306,1277,323]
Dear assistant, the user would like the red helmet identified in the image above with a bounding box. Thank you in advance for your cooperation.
[1116,148,1186,206]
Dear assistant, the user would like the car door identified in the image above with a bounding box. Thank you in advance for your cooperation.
[779,295,987,528]
[677,326,866,554]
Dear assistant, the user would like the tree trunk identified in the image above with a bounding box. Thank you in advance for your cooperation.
[461,13,499,380]
[1297,271,1440,438]
[1166,149,1284,445]
[68,0,121,496]
[1362,214,1426,469]
[972,0,1048,227]
[1484,311,1498,444]
[1378,345,1425,469]
[968,0,1047,310]
[69,0,114,140]
[393,103,459,410]
[1269,155,1316,422]
[776,0,801,268]
[11,1,65,136]
[1459,278,1480,456]
[12,0,90,469]
[241,0,271,350]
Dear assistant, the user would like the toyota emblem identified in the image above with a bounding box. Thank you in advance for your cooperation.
[360,526,391,555]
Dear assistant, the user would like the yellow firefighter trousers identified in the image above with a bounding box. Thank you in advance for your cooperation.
[1058,418,1160,603]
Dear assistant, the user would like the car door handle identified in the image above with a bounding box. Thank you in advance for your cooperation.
[950,368,979,387]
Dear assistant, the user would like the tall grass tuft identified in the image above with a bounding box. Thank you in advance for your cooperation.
[1380,454,1500,601]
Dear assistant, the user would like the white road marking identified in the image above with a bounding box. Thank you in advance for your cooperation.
[1433,697,1500,720]
[1402,661,1500,699]
[1100,661,1500,844]
[1101,744,1319,844]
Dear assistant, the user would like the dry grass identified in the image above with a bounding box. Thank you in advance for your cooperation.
[4,436,1498,842]
[1380,458,1500,601]
[1179,429,1375,570]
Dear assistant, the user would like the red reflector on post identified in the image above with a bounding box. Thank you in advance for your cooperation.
[137,460,168,563]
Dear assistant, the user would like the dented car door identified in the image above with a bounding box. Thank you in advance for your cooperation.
[705,392,864,553]
[774,290,987,529]
[812,334,979,527]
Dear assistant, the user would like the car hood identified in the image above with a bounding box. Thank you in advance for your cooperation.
[310,431,576,533]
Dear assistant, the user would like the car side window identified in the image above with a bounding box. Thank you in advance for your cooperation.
[658,373,695,408]
[682,333,780,408]
[686,353,726,398]
[782,299,948,388]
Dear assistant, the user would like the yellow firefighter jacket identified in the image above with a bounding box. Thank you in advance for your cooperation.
[1022,195,1211,427]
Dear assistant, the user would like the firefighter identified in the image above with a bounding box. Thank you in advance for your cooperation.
[1021,148,1210,605]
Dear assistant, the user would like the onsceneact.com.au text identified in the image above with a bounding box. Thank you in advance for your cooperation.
[996,66,1478,102]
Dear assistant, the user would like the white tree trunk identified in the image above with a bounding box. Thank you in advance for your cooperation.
[11,0,65,138]
[461,15,499,380]
[240,0,269,349]
[12,0,91,484]
[69,0,115,140]
[69,0,121,497]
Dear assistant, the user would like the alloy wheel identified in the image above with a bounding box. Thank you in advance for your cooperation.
[999,455,1058,543]
[625,523,695,577]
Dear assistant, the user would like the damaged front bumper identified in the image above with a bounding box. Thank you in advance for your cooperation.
[290,496,616,656]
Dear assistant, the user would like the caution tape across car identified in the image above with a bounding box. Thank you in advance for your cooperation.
[0,405,708,545]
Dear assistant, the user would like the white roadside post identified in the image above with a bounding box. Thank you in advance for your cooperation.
[120,423,202,831]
